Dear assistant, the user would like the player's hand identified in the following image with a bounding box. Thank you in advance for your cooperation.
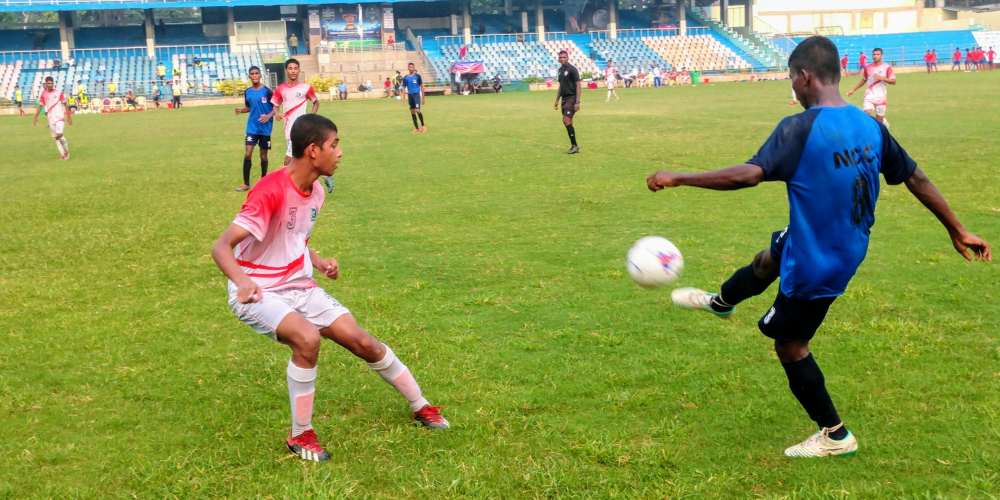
[66,115,72,126]
[574,102,580,111]
[258,114,269,123]
[554,103,559,111]
[32,116,38,126]
[274,114,283,122]
[317,258,339,279]
[421,98,425,106]
[236,279,263,304]
[235,108,241,115]
[846,90,854,97]
[647,171,680,192]
[951,231,991,262]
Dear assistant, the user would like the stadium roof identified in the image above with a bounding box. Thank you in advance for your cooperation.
[1,0,398,13]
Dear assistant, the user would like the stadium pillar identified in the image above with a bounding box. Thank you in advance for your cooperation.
[505,0,512,17]
[608,0,617,40]
[745,0,753,30]
[227,8,237,50]
[720,0,727,25]
[536,0,544,39]
[57,11,71,59]
[678,0,686,34]
[451,14,458,36]
[462,1,472,44]
[145,9,156,58]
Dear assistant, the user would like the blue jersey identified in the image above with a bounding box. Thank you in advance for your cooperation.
[403,73,423,94]
[244,85,274,136]
[747,105,916,299]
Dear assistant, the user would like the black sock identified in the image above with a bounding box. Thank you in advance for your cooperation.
[417,112,425,126]
[260,160,268,178]
[782,354,848,440]
[242,158,251,185]
[566,124,577,146]
[411,114,419,129]
[711,264,777,313]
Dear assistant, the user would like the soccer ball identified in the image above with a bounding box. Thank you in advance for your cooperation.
[626,236,683,288]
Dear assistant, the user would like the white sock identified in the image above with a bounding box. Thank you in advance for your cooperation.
[287,359,317,438]
[606,90,611,100]
[59,136,68,154]
[55,139,66,156]
[368,345,428,412]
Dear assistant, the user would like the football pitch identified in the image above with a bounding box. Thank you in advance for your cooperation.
[1,71,998,498]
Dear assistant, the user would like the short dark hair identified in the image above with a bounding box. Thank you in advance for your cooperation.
[290,114,338,159]
[872,47,883,54]
[407,62,415,66]
[558,50,568,56]
[45,76,53,82]
[285,58,300,69]
[248,65,260,74]
[788,36,841,84]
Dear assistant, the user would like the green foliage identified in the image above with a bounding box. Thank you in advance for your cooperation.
[0,72,998,498]
[521,76,545,83]
[305,74,341,93]
[581,72,595,80]
[214,79,251,96]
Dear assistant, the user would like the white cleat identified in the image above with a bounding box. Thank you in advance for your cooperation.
[882,119,890,132]
[784,424,858,458]
[670,287,733,318]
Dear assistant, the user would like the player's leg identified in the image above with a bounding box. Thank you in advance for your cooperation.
[284,140,292,166]
[238,143,254,191]
[409,106,420,132]
[758,295,856,457]
[258,139,270,178]
[563,112,579,153]
[273,313,331,461]
[672,229,783,316]
[316,308,448,429]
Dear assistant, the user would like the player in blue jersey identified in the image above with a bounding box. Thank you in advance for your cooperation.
[403,63,426,133]
[234,66,274,192]
[646,36,991,458]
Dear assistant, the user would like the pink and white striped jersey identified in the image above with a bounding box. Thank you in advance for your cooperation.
[39,89,66,125]
[270,82,317,140]
[604,66,616,83]
[862,62,893,106]
[232,168,325,292]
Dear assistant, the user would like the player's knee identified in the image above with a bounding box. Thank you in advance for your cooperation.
[349,331,382,359]
[774,340,809,363]
[752,250,779,280]
[244,153,253,160]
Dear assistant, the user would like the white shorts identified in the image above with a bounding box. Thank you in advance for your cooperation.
[228,285,351,341]
[285,140,293,159]
[606,81,614,90]
[862,100,886,116]
[49,121,64,137]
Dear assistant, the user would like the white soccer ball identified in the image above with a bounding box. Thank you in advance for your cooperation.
[626,236,683,288]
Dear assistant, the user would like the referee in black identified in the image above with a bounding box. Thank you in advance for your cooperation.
[553,50,581,154]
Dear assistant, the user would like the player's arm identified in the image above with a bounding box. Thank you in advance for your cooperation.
[235,106,250,115]
[32,101,42,126]
[879,71,896,85]
[308,247,339,279]
[903,168,990,261]
[647,164,763,192]
[846,76,866,96]
[420,81,425,106]
[310,99,319,114]
[574,79,582,110]
[212,224,263,303]
[63,101,72,125]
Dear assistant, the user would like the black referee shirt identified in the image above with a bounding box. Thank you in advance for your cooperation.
[558,63,580,98]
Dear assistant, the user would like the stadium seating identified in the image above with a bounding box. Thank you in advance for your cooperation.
[429,39,597,84]
[590,37,669,74]
[644,34,751,72]
[792,30,979,66]
[0,61,22,101]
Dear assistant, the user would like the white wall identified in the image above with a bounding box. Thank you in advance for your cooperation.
[756,0,917,12]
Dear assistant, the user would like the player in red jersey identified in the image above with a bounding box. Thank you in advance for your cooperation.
[32,76,72,160]
[856,51,867,76]
[988,47,996,70]
[840,53,848,77]
[847,47,895,129]
[923,49,933,74]
[952,48,962,70]
[212,114,448,463]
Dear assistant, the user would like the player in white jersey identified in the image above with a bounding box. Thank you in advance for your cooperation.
[846,47,895,130]
[604,61,619,102]
[212,114,448,463]
[32,76,72,160]
[262,59,330,192]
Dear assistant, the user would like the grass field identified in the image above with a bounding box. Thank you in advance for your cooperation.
[1,71,998,499]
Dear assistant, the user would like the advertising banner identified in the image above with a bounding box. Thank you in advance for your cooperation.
[453,61,485,74]
[383,7,394,30]
[308,10,321,36]
[321,5,382,41]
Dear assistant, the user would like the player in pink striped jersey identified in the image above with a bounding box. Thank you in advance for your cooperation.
[32,76,73,160]
[847,48,895,130]
[261,59,333,193]
[212,114,448,463]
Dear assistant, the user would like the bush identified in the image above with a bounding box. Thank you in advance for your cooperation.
[581,72,594,80]
[306,74,341,93]
[521,76,544,83]
[215,79,251,96]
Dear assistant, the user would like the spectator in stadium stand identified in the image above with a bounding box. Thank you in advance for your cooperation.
[320,38,328,52]
[338,81,348,100]
[479,22,486,34]
[125,89,138,108]
[66,57,74,67]
[108,81,117,96]
[492,74,502,93]
[193,56,203,67]
[460,45,468,60]
[157,19,165,35]
[840,53,848,76]
[96,71,105,84]
[952,48,962,70]
[289,34,299,55]
[32,30,46,50]
[53,57,62,70]
[157,62,167,83]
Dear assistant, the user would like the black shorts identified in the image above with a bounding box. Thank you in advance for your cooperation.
[561,96,577,118]
[769,226,789,261]
[15,100,22,106]
[245,134,271,149]
[758,291,837,342]
[407,93,421,110]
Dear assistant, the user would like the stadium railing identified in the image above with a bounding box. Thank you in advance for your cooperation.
[752,16,798,58]
[435,31,567,47]
[589,27,712,41]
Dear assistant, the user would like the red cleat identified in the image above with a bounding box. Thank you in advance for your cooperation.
[412,129,421,133]
[286,429,330,462]
[413,405,449,430]
[420,125,427,133]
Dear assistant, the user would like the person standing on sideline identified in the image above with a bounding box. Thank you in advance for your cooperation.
[952,48,962,70]
[553,50,581,154]
[211,114,449,463]
[847,47,895,130]
[652,35,991,459]
[988,47,995,70]
[840,53,848,76]
[964,48,971,71]
[14,85,25,116]
[33,76,72,160]
[289,33,299,55]
[604,60,619,102]
[234,66,274,192]
[171,80,182,109]
[403,62,426,133]
[924,50,933,74]
[856,50,867,76]
[931,49,939,71]
[652,62,662,87]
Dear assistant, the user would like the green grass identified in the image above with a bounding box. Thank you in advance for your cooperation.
[1,71,998,499]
